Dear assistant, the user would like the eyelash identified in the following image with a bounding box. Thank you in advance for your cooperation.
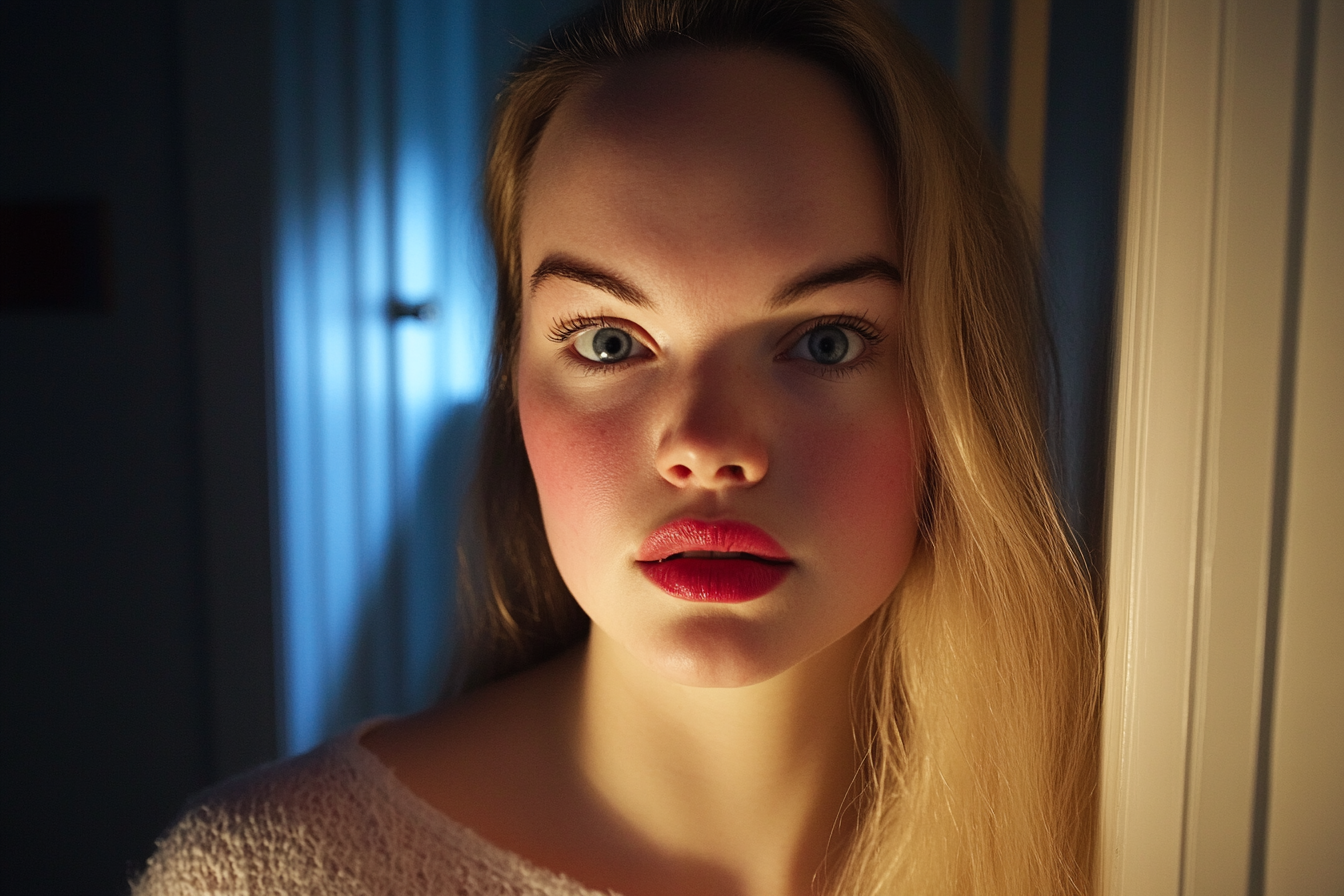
[790,314,885,347]
[547,314,619,344]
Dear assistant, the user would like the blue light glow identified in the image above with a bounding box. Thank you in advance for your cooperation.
[274,0,487,755]
[394,145,437,302]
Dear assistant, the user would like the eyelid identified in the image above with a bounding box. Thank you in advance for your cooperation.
[548,313,654,339]
[547,313,613,343]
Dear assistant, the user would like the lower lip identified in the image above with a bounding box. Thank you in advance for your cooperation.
[639,557,791,603]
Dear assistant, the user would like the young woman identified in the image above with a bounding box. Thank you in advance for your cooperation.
[137,1,1100,894]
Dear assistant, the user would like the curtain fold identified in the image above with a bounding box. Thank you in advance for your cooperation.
[274,0,488,754]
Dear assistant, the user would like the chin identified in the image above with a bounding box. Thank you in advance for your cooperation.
[636,614,805,688]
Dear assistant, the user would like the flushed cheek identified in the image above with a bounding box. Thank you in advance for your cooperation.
[787,410,921,589]
[518,377,649,594]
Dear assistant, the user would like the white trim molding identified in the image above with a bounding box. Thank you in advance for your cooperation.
[1098,1,1337,894]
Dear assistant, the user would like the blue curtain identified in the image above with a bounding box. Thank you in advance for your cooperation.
[276,0,465,755]
[273,0,592,757]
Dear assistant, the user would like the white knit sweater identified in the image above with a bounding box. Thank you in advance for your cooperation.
[133,723,616,895]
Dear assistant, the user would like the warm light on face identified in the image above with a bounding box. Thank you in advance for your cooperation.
[516,49,923,688]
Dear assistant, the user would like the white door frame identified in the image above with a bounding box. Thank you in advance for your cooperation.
[1098,1,1341,893]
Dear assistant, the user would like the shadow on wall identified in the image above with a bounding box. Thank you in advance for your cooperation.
[325,400,483,735]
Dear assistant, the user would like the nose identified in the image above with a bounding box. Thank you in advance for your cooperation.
[655,374,769,490]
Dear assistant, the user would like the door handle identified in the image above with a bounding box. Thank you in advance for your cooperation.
[387,298,438,322]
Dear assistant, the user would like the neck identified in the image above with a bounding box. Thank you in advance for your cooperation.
[570,625,866,896]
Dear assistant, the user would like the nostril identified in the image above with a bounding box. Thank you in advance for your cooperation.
[659,456,763,488]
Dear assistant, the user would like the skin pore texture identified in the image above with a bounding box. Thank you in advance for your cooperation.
[364,49,923,896]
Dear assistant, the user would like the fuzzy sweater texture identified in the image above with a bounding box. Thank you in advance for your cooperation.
[133,723,614,895]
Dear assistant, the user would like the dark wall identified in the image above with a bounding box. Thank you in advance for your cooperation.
[1042,0,1132,564]
[0,1,276,892]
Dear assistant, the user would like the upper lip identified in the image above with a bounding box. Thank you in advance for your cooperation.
[636,518,791,563]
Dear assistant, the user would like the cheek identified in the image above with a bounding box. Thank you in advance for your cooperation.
[516,368,645,584]
[789,405,922,579]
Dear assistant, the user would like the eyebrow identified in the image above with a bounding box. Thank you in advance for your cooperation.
[530,255,654,308]
[528,253,903,310]
[768,256,904,309]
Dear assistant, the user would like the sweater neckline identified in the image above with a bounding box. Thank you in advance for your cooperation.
[334,718,614,896]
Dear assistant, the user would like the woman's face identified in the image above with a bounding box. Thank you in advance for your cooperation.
[516,49,923,688]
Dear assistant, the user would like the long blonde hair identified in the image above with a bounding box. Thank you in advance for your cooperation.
[452,2,1101,893]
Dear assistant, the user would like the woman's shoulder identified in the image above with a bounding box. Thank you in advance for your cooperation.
[132,724,400,895]
[132,720,608,896]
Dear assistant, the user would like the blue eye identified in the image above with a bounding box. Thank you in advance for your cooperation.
[576,327,636,363]
[789,324,862,365]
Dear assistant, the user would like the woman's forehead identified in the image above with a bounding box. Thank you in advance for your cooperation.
[535,48,879,183]
[565,49,854,133]
[521,48,895,287]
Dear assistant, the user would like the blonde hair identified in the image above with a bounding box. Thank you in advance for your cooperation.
[453,1,1101,893]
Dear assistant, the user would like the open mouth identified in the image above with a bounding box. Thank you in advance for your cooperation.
[637,520,793,602]
[639,554,791,602]
[659,550,789,562]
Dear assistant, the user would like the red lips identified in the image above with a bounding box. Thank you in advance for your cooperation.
[637,519,792,602]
